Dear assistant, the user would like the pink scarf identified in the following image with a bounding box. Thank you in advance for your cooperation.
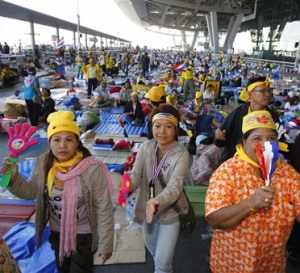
[55,156,113,263]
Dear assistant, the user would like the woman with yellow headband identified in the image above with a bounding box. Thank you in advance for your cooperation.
[206,110,300,273]
[130,104,190,273]
[2,111,114,273]
[215,76,279,162]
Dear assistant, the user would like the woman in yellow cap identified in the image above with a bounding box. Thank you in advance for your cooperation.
[215,76,278,162]
[205,110,300,273]
[2,111,114,273]
[130,104,190,273]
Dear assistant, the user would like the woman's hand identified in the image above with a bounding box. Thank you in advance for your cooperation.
[1,158,18,179]
[248,186,274,211]
[98,252,112,264]
[146,199,159,224]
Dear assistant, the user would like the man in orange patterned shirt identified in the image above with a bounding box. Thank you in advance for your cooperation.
[205,110,300,273]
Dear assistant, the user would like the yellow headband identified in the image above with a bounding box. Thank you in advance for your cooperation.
[239,80,271,102]
[152,113,178,126]
[247,81,270,93]
[242,110,276,134]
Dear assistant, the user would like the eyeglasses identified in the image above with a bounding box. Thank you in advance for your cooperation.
[252,88,273,95]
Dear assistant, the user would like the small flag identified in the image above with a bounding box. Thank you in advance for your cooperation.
[56,37,65,49]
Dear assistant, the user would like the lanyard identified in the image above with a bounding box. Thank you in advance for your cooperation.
[149,145,170,199]
[151,145,170,183]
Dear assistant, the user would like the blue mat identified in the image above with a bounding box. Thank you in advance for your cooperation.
[95,112,147,136]
[101,106,125,114]
[0,199,35,206]
[93,144,114,150]
[4,222,58,273]
[106,163,124,173]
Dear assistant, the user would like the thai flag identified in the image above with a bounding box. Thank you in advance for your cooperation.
[175,63,187,72]
[56,37,65,49]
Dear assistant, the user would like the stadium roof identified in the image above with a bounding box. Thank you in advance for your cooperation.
[116,0,300,33]
[0,0,130,43]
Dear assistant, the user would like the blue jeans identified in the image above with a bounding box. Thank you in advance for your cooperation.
[144,220,180,273]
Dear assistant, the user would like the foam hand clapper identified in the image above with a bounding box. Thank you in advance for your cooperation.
[117,172,132,207]
[0,123,38,189]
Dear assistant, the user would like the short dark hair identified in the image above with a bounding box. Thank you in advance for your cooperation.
[246,76,267,88]
[28,67,36,75]
[42,88,51,96]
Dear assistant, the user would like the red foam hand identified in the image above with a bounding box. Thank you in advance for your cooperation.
[7,123,38,158]
[117,172,132,207]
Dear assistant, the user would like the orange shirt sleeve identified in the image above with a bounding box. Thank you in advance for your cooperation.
[289,167,300,217]
[205,161,237,217]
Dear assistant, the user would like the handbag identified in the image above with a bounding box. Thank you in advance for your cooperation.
[174,189,197,234]
[158,175,196,234]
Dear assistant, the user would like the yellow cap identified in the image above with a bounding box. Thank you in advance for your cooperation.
[145,86,166,102]
[242,110,276,134]
[195,91,203,99]
[47,111,80,139]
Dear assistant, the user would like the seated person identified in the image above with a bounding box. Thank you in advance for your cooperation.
[193,103,219,139]
[124,92,144,126]
[191,136,224,185]
[40,88,56,122]
[89,81,112,108]
[120,79,132,105]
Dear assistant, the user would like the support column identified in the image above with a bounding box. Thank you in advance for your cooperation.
[77,13,81,51]
[93,36,97,49]
[210,11,219,52]
[56,27,60,40]
[206,14,213,49]
[30,21,36,61]
[181,30,187,51]
[191,30,199,49]
[73,31,76,48]
[268,26,275,52]
[85,33,88,49]
[223,14,243,53]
